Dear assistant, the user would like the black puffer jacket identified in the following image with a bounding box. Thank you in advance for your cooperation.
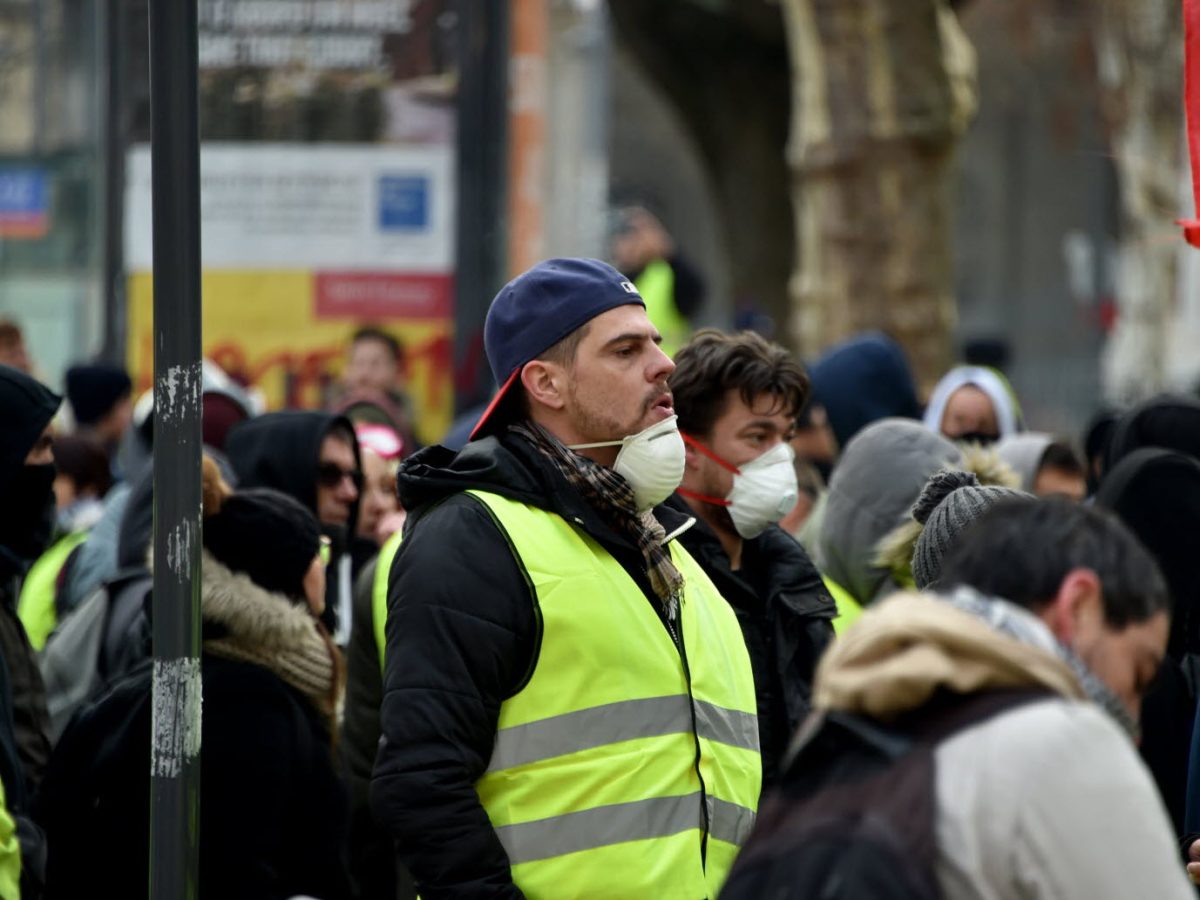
[665,497,836,787]
[369,433,695,900]
[341,556,416,900]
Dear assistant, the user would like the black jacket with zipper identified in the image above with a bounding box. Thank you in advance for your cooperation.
[664,496,836,788]
[369,433,698,900]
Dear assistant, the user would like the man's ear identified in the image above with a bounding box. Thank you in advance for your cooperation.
[1044,567,1103,645]
[684,439,704,473]
[520,360,566,412]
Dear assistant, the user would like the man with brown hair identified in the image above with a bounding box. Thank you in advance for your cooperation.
[371,260,759,899]
[663,329,836,787]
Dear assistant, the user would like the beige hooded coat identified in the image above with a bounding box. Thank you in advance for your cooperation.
[814,592,1192,900]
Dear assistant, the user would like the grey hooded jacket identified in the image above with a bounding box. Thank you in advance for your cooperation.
[816,418,960,604]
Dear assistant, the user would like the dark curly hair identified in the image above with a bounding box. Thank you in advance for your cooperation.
[669,329,809,438]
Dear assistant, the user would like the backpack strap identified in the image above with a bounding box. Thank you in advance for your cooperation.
[894,687,1054,746]
[785,688,1052,778]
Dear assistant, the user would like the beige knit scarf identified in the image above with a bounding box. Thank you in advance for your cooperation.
[200,550,345,730]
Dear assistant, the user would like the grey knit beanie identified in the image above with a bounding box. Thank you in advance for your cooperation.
[910,470,1032,589]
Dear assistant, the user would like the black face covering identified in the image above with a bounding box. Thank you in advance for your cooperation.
[954,432,1001,447]
[0,464,57,563]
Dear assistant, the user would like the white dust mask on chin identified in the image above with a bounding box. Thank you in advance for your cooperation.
[681,438,799,539]
[568,415,686,513]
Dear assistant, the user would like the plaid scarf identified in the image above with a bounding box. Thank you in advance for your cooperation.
[510,422,685,621]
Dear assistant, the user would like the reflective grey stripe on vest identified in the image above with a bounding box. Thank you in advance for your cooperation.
[707,795,757,846]
[694,699,759,753]
[487,696,759,772]
[495,792,756,865]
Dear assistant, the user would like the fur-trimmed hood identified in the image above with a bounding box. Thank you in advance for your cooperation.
[200,549,344,725]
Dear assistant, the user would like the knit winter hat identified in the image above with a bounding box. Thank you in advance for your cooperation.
[66,363,132,426]
[201,457,321,602]
[910,470,1032,589]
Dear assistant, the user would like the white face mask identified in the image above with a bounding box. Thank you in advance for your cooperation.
[569,415,686,513]
[726,442,799,538]
[682,438,799,539]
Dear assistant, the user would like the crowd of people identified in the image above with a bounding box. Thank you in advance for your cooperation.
[0,254,1197,898]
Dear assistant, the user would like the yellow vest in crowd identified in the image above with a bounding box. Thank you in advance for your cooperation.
[637,259,690,358]
[375,490,761,898]
[0,776,17,900]
[822,575,864,636]
[18,531,89,651]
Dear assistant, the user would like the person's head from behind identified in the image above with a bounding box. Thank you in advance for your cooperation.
[939,499,1170,720]
[1033,441,1087,501]
[908,469,1032,590]
[791,399,837,481]
[472,258,675,461]
[808,332,921,454]
[1095,448,1200,662]
[0,321,30,373]
[51,434,112,510]
[670,329,809,539]
[316,421,361,528]
[202,456,327,616]
[202,390,251,453]
[1083,409,1120,494]
[344,326,404,396]
[66,363,133,447]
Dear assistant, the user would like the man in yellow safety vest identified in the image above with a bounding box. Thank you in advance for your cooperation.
[370,258,760,899]
[611,207,706,357]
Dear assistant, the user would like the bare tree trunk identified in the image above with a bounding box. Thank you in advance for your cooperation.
[1094,0,1183,404]
[781,0,977,391]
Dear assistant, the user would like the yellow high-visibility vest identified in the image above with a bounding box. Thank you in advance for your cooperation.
[637,259,690,358]
[373,530,402,671]
[823,574,864,636]
[0,775,18,900]
[376,490,760,898]
[18,530,89,651]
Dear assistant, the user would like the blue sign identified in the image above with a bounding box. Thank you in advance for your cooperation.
[377,174,429,232]
[0,169,48,237]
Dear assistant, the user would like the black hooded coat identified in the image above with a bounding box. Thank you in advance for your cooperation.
[807,332,922,451]
[1096,448,1200,836]
[0,365,59,800]
[1104,395,1200,476]
[226,411,361,636]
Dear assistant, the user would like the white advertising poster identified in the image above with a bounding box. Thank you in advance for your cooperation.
[125,142,454,272]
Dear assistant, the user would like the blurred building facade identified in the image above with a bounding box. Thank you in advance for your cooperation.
[0,0,106,387]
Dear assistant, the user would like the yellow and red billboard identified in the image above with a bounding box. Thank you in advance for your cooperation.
[125,143,455,443]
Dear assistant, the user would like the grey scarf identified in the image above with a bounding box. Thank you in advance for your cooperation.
[943,586,1139,739]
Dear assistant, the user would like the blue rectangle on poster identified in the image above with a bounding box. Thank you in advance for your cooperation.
[0,169,49,238]
[378,175,429,231]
